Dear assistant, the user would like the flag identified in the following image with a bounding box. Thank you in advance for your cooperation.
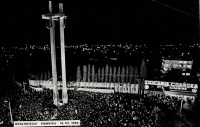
[162,87,165,94]
[161,59,166,74]
[75,109,78,114]
[53,91,57,105]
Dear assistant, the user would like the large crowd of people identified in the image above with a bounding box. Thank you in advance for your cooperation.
[0,84,183,126]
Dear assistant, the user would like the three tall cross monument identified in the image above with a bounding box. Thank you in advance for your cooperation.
[42,1,68,106]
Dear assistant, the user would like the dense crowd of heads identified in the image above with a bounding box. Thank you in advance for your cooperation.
[0,85,182,126]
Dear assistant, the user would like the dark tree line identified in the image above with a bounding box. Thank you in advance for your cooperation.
[29,71,52,80]
[76,64,141,84]
[76,59,147,96]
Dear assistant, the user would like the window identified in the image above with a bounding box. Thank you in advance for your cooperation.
[188,61,192,64]
[165,64,169,67]
[187,65,192,69]
[183,61,187,64]
[173,64,178,68]
[183,65,187,68]
[186,73,190,76]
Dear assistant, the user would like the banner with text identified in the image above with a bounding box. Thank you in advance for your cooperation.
[145,80,198,93]
[14,120,80,126]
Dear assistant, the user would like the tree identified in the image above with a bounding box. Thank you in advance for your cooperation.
[140,59,147,79]
[117,66,121,83]
[40,71,44,80]
[92,65,95,82]
[76,66,81,82]
[105,64,109,82]
[140,59,147,96]
[95,73,98,82]
[44,71,48,80]
[83,65,87,82]
[98,68,101,82]
[134,67,138,84]
[113,66,117,83]
[36,74,39,80]
[129,66,133,84]
[101,67,104,82]
[134,67,139,95]
[126,66,129,83]
[48,70,51,80]
[109,66,112,83]
[88,64,91,82]
[121,66,125,83]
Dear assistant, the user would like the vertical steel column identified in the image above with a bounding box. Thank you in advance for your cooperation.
[59,3,68,104]
[49,1,58,106]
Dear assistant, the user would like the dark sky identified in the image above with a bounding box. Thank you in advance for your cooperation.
[2,0,199,46]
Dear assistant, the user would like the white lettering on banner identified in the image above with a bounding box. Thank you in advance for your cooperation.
[130,84,138,94]
[80,82,84,87]
[170,87,187,90]
[127,84,130,93]
[115,83,119,92]
[99,83,102,88]
[194,84,198,89]
[165,93,196,100]
[106,83,108,88]
[124,86,126,93]
[94,83,96,87]
[192,89,197,93]
[104,83,106,88]
[110,83,114,88]
[119,85,123,93]
[29,80,141,94]
[145,80,198,89]
[78,82,140,94]
[123,84,125,93]
[105,83,107,88]
[14,120,80,126]
[102,83,104,88]
[86,82,89,87]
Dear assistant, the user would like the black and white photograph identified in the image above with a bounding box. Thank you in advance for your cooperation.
[0,0,200,126]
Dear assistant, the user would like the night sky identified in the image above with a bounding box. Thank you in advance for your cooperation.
[2,0,199,46]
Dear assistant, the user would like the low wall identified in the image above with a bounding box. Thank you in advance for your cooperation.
[29,86,43,91]
[77,82,139,94]
[28,80,139,94]
[77,88,114,93]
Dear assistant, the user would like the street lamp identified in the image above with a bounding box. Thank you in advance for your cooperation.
[4,100,13,124]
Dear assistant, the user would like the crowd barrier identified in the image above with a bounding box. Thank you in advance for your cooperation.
[28,80,139,94]
[72,82,139,94]
[77,88,114,93]
[29,86,43,91]
[145,90,164,97]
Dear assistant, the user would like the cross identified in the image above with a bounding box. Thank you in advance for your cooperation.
[42,1,68,105]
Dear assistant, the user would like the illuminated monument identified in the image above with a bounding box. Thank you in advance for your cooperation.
[42,1,68,105]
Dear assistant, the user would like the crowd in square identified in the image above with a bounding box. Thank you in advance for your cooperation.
[0,85,182,126]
